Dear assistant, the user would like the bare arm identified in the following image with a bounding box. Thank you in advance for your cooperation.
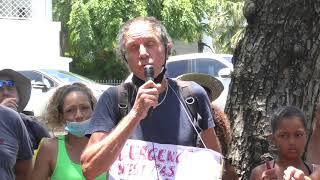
[30,138,56,180]
[81,81,161,179]
[201,127,221,153]
[15,159,32,180]
[306,117,320,164]
[81,111,142,179]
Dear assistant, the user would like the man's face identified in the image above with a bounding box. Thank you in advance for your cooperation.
[124,21,166,80]
[0,76,19,103]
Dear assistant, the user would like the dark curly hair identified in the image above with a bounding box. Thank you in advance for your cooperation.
[211,105,232,156]
[42,83,97,126]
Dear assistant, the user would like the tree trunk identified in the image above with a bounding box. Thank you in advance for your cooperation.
[226,0,320,179]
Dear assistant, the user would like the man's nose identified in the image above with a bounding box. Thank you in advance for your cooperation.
[139,44,150,62]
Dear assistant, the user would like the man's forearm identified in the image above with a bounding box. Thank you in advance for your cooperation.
[15,160,32,180]
[81,111,141,179]
[201,128,222,153]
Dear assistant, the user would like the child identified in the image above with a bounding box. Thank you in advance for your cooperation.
[250,106,313,180]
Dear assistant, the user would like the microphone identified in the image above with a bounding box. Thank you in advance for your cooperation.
[144,65,155,118]
[144,65,154,81]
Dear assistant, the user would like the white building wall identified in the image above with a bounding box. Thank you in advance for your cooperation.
[0,0,71,71]
[32,0,52,20]
[173,40,198,55]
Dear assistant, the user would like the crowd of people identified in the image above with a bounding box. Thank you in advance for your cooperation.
[0,16,319,180]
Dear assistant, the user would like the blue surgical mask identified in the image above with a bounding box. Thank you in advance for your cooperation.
[65,118,91,137]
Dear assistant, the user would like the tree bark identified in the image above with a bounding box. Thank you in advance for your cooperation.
[226,0,320,179]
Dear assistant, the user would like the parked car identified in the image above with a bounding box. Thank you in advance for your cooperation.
[19,69,111,116]
[126,53,233,109]
[216,54,233,63]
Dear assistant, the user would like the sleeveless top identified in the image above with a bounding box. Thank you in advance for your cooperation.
[51,135,107,180]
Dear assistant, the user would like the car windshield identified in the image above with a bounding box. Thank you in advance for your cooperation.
[166,58,227,78]
[221,55,233,63]
[41,69,96,84]
[166,59,191,78]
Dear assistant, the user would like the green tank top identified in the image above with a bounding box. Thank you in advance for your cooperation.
[51,135,107,180]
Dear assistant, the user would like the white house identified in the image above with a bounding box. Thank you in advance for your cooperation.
[0,0,71,71]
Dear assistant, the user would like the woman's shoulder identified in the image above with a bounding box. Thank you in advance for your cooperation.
[38,137,59,155]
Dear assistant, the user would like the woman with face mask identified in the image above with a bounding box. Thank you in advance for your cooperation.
[30,83,107,180]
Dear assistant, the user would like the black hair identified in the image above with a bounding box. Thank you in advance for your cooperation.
[271,106,306,133]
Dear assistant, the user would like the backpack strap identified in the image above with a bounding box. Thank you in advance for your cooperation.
[116,80,202,134]
[175,80,203,133]
[116,82,135,121]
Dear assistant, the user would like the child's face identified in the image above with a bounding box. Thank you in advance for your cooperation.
[272,116,307,160]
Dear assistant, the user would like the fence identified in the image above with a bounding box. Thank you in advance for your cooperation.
[95,79,124,86]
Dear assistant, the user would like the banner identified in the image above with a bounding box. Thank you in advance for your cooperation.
[109,139,223,180]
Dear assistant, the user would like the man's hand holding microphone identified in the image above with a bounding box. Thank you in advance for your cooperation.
[130,65,161,121]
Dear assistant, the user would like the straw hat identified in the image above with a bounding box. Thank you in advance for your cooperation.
[177,73,224,102]
[0,69,31,112]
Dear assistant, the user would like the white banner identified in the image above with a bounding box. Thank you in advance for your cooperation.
[109,139,223,180]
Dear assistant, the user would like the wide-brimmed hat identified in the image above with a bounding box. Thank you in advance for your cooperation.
[177,73,224,102]
[0,69,31,112]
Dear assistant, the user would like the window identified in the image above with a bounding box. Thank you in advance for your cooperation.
[194,58,227,76]
[0,0,32,19]
[19,71,42,82]
[19,71,55,87]
[166,60,191,78]
[43,76,54,87]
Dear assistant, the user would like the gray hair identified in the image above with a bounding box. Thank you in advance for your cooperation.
[116,16,172,62]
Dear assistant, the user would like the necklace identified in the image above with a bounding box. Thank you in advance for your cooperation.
[155,81,169,107]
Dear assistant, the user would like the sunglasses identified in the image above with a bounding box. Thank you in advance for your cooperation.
[0,80,15,88]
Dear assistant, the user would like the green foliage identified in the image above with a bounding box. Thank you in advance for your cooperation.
[162,0,203,41]
[71,51,129,80]
[208,0,245,53]
[68,1,95,60]
[53,0,245,80]
[53,0,149,80]
[162,0,224,42]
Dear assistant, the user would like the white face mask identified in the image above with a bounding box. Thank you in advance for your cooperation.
[64,118,91,137]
